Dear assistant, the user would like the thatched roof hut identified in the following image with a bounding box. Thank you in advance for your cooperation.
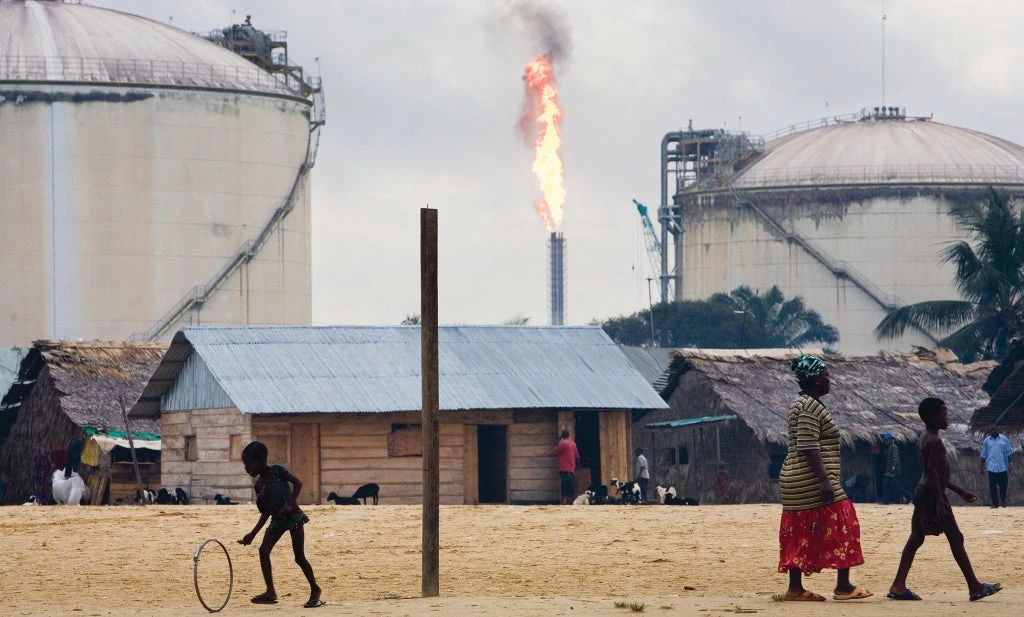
[0,341,166,504]
[659,347,994,450]
[635,347,1000,504]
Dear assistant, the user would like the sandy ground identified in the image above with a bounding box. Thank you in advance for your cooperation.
[0,503,1021,617]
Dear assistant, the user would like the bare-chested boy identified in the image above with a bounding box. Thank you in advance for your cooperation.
[887,398,1001,602]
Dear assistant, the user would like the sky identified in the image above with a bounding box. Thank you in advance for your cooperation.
[89,0,1024,327]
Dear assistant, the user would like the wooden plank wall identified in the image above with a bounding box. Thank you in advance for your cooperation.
[600,410,630,485]
[161,408,253,503]
[508,420,559,503]
[256,412,471,505]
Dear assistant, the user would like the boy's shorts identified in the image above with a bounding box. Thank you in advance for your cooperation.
[911,484,956,536]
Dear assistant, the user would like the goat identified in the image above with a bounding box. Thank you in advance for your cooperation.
[609,477,642,505]
[213,493,238,505]
[587,483,612,505]
[155,488,177,505]
[655,485,669,504]
[663,486,699,505]
[572,490,594,505]
[352,483,380,505]
[326,491,359,505]
[22,495,39,506]
[136,488,157,505]
[175,487,189,505]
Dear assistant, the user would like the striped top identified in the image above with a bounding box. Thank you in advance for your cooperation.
[779,394,847,511]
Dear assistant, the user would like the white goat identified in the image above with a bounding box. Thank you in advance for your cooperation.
[572,490,594,506]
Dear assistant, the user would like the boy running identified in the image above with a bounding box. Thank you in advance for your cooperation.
[887,398,1001,602]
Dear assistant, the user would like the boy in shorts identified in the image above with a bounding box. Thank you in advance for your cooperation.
[238,441,324,608]
[886,398,1001,602]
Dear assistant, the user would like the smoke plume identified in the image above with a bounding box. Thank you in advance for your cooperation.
[508,1,573,64]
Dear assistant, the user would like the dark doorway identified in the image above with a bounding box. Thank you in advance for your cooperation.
[575,412,601,486]
[477,425,508,504]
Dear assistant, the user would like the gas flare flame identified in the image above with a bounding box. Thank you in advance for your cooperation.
[519,55,564,232]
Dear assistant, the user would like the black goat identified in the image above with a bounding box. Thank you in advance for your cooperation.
[352,483,380,505]
[326,491,359,505]
[155,488,177,505]
[175,487,189,505]
[213,493,238,505]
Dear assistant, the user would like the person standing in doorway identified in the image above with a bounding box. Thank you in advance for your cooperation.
[980,426,1012,508]
[882,433,912,504]
[634,447,650,503]
[554,429,580,505]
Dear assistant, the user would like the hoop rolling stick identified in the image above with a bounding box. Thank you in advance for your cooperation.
[193,538,233,613]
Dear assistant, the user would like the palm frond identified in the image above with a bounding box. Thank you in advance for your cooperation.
[874,300,977,340]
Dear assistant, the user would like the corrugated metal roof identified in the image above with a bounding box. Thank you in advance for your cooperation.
[0,1,297,96]
[131,326,668,417]
[645,415,737,429]
[735,120,1024,188]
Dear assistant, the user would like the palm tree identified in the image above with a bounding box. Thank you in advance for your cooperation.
[710,285,839,348]
[874,188,1024,361]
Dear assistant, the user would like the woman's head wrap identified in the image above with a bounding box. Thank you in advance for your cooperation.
[790,354,826,383]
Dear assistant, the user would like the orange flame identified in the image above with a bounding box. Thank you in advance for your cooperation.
[521,55,564,232]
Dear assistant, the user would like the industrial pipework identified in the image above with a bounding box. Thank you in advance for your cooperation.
[549,232,565,326]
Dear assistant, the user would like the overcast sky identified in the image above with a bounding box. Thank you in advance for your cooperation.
[90,0,1024,327]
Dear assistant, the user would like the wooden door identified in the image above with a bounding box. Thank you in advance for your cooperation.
[289,423,320,504]
[599,411,630,486]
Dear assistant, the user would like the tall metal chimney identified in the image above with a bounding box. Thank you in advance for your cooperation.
[549,232,565,325]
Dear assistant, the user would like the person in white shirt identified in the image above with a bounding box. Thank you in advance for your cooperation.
[634,447,650,503]
[980,426,1013,508]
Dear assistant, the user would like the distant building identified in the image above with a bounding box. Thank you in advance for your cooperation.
[633,348,1021,505]
[663,109,1024,354]
[131,326,667,505]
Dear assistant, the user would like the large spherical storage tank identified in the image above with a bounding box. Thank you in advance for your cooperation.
[674,112,1024,355]
[0,0,315,345]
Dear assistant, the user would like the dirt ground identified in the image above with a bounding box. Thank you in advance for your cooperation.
[0,503,1020,617]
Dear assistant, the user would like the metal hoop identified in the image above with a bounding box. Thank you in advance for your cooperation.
[193,538,234,613]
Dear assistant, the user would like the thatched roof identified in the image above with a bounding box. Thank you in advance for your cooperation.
[662,347,996,451]
[1,340,166,435]
[971,339,1024,432]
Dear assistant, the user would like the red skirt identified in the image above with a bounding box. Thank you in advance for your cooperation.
[778,499,864,575]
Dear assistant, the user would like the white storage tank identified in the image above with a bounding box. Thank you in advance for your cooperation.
[0,0,322,345]
[668,108,1024,354]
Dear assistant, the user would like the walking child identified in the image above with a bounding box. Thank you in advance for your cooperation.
[238,441,324,608]
[886,398,1001,602]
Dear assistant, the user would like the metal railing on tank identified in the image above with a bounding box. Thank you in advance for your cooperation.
[735,163,1024,188]
[0,55,309,97]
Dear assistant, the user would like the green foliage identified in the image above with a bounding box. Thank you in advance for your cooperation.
[875,188,1024,360]
[599,287,838,349]
[400,314,421,325]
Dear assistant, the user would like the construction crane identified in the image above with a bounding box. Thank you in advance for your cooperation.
[633,199,663,281]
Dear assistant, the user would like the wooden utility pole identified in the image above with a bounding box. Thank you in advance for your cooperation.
[119,395,145,502]
[420,207,440,597]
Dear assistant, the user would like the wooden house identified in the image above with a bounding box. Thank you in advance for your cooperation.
[0,341,166,504]
[632,348,1021,505]
[130,326,668,505]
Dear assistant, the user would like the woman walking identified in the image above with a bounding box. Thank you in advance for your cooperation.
[778,354,871,601]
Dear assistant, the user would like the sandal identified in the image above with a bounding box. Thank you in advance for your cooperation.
[833,586,873,601]
[251,593,278,604]
[970,583,1001,602]
[784,590,825,601]
[886,589,922,601]
[303,599,327,608]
